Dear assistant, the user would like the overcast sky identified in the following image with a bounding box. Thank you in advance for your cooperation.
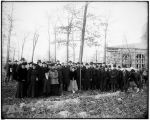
[3,2,148,63]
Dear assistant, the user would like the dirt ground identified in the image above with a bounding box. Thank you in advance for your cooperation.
[2,81,148,119]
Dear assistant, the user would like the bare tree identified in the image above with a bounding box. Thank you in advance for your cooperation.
[21,33,29,59]
[13,48,16,61]
[47,15,51,61]
[54,25,57,62]
[31,31,39,62]
[3,3,14,76]
[79,2,88,63]
[102,12,111,63]
[71,32,76,62]
[17,39,20,60]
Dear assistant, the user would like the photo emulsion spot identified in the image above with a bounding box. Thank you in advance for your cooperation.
[1,1,148,119]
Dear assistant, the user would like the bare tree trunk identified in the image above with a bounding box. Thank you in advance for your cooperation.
[6,4,14,75]
[48,31,51,61]
[48,17,51,61]
[96,49,97,63]
[31,47,35,62]
[72,34,75,62]
[103,24,108,63]
[66,30,69,64]
[79,2,88,63]
[21,34,28,59]
[79,2,88,91]
[17,39,20,61]
[54,29,57,62]
[31,32,39,62]
[13,48,15,61]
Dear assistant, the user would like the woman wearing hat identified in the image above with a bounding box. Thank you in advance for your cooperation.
[68,66,78,93]
[43,64,51,97]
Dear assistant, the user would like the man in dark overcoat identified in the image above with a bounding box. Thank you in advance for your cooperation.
[12,60,18,81]
[83,63,91,90]
[110,64,118,92]
[36,60,45,96]
[15,62,27,98]
[121,65,129,92]
[96,65,101,90]
[62,63,70,91]
[27,63,39,98]
[76,62,81,90]
[100,66,105,91]
[117,66,123,91]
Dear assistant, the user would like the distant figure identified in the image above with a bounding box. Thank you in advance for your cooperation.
[5,60,13,83]
[12,60,18,81]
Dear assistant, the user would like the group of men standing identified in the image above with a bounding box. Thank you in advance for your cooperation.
[4,58,147,98]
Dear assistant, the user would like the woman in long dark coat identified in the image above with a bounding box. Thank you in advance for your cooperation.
[15,63,27,98]
[27,63,39,98]
[43,64,51,97]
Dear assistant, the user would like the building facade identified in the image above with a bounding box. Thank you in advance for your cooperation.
[106,47,148,69]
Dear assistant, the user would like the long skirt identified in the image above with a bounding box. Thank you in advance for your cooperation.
[51,84,59,96]
[15,81,26,98]
[27,81,38,98]
[43,79,51,96]
[68,80,78,92]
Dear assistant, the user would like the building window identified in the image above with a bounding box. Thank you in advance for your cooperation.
[122,54,131,67]
[136,54,145,69]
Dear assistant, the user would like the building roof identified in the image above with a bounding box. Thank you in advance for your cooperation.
[107,42,148,49]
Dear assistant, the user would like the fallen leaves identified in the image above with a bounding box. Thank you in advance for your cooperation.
[2,81,148,118]
[57,110,71,118]
[77,111,88,118]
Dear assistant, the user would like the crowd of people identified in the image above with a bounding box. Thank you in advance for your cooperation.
[4,58,148,98]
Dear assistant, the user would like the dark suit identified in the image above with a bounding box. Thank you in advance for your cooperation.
[110,68,118,91]
[62,66,70,91]
[117,69,123,90]
[83,68,91,90]
[15,68,27,98]
[96,68,101,90]
[122,70,129,92]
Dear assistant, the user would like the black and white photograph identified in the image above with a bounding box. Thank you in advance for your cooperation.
[1,1,148,119]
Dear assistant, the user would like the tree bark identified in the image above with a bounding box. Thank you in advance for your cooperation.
[66,30,69,64]
[79,2,88,63]
[6,4,14,76]
[21,35,28,59]
[54,27,57,62]
[31,32,39,62]
[13,48,15,61]
[79,2,88,91]
[48,18,51,61]
[103,24,108,63]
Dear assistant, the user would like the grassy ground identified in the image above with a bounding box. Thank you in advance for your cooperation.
[2,81,148,119]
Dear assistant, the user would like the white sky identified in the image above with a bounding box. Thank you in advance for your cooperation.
[2,2,148,63]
